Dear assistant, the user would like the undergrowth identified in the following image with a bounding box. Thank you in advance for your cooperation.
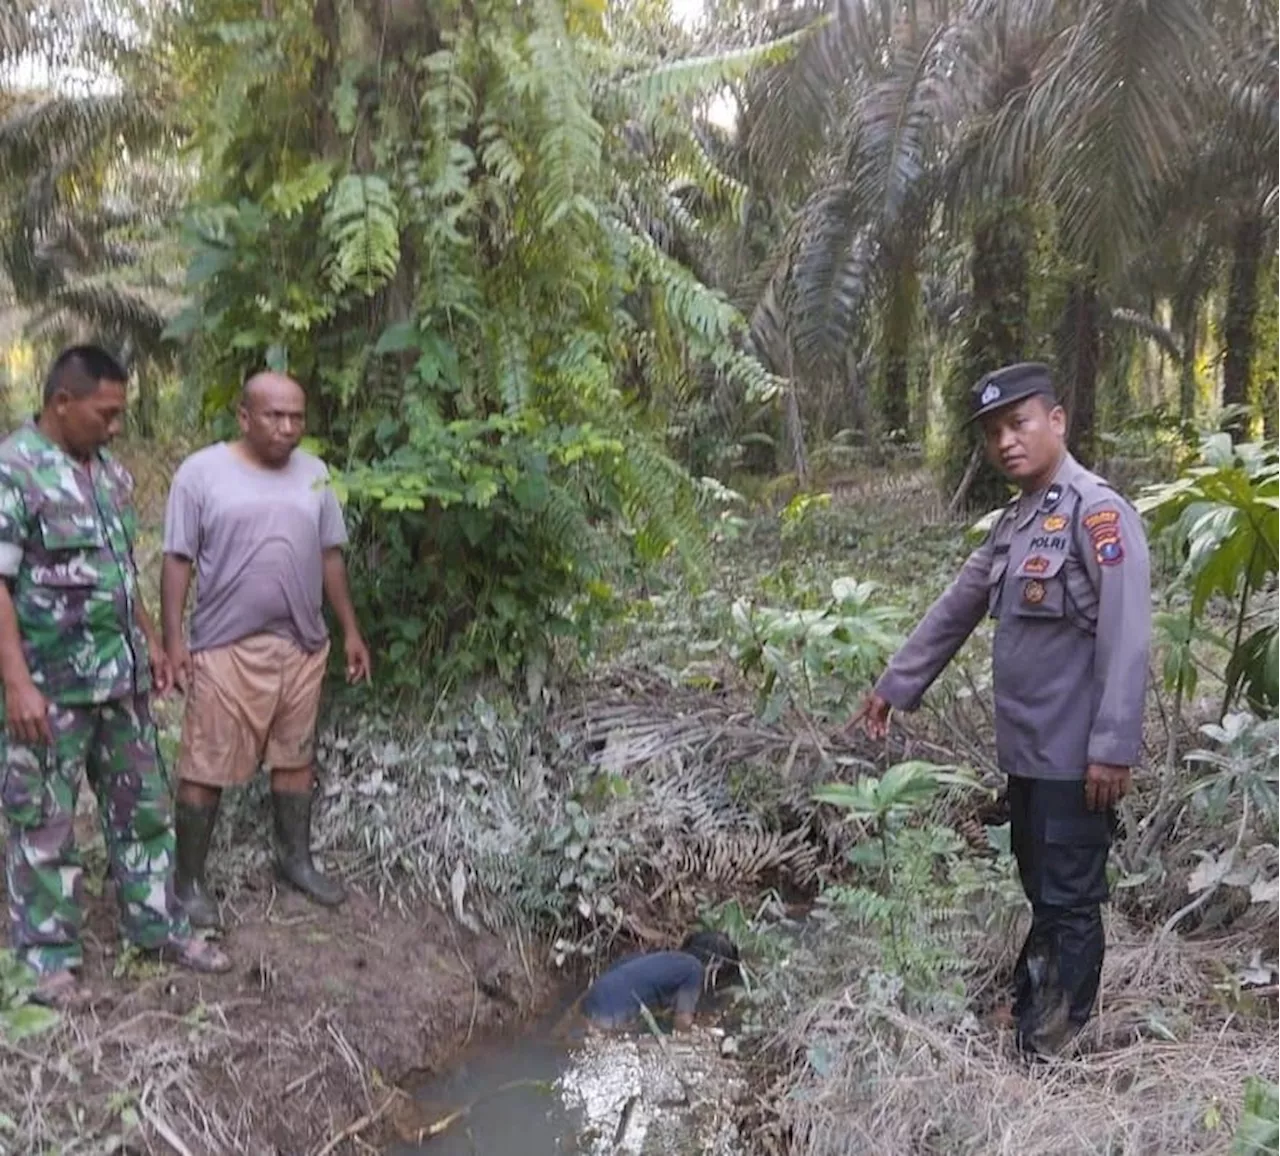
[54,446,1276,1156]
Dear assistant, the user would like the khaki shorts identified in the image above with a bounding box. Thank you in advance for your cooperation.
[177,634,329,787]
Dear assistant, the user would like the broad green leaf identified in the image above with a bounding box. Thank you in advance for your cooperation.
[2,1003,60,1041]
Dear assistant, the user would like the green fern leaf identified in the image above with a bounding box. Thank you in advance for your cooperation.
[528,0,605,229]
[321,174,400,296]
[494,323,532,414]
[266,161,335,219]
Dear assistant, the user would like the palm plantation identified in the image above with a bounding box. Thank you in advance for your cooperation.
[0,0,1276,1153]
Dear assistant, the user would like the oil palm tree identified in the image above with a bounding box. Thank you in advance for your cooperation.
[736,0,1233,482]
[0,0,180,430]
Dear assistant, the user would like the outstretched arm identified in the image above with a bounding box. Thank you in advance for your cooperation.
[864,535,997,733]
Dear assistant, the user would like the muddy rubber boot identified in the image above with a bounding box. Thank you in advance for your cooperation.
[174,800,222,930]
[272,790,346,907]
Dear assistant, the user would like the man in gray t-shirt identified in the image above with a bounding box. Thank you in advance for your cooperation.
[161,372,371,928]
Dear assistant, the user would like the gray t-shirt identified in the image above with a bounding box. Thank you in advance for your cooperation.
[163,442,348,654]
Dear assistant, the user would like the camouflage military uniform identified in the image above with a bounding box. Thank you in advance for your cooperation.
[0,421,189,973]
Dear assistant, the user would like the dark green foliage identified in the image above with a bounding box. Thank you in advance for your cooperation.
[944,201,1032,509]
[166,0,781,687]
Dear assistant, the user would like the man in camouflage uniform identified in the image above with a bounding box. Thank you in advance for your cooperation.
[0,346,230,1005]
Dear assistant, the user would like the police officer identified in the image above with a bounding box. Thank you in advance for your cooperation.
[0,346,231,1007]
[855,362,1150,1057]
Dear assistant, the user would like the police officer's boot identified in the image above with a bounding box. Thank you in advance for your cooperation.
[174,800,222,930]
[272,790,346,907]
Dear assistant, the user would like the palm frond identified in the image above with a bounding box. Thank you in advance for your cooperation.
[619,25,814,111]
[0,6,35,64]
[1033,0,1217,274]
[789,182,879,369]
[321,174,401,296]
[780,12,973,371]
[25,277,176,357]
[1108,307,1184,363]
[528,0,604,230]
[0,92,162,176]
[744,0,889,192]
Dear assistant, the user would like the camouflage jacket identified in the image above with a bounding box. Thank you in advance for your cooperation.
[0,421,150,705]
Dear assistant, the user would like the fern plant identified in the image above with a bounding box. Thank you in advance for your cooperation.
[321,175,400,296]
[814,762,1015,1008]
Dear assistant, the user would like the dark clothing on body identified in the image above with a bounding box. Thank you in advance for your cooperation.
[581,951,705,1028]
[1008,775,1116,1049]
[874,452,1150,1052]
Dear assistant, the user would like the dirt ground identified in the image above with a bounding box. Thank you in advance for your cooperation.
[0,852,545,1156]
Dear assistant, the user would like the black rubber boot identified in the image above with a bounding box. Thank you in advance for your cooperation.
[272,791,346,907]
[174,800,222,930]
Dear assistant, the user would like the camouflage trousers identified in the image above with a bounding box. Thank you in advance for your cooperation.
[1,695,190,974]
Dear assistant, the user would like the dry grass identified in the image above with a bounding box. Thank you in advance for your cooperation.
[0,980,385,1155]
[762,915,1278,1156]
[0,882,532,1156]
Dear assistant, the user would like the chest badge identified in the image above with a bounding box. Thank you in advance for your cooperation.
[1023,579,1047,605]
[1022,555,1051,575]
[1042,514,1068,532]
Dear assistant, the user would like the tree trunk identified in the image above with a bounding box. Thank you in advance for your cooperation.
[1222,214,1265,441]
[1174,296,1199,422]
[879,256,916,435]
[785,385,808,486]
[134,363,157,439]
[1056,276,1100,466]
[944,202,1031,509]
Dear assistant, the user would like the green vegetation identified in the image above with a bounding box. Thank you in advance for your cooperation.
[0,0,1277,1153]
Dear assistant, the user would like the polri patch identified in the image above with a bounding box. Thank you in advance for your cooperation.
[1029,534,1067,551]
[1042,514,1068,532]
[1022,555,1051,575]
[1085,506,1124,565]
[1096,538,1124,566]
[1023,579,1047,604]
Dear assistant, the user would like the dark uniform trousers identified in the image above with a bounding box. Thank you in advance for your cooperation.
[1007,776,1116,1052]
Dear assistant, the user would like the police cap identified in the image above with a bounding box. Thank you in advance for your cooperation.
[968,362,1058,423]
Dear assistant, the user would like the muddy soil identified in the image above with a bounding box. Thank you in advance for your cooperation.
[0,848,544,1155]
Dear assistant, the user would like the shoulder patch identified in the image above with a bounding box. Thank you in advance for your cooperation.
[1085,506,1124,566]
[1096,538,1124,566]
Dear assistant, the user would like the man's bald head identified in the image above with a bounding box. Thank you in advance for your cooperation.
[237,371,306,468]
[241,371,305,412]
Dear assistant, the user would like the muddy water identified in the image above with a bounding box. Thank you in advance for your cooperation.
[390,997,747,1156]
[388,1003,582,1155]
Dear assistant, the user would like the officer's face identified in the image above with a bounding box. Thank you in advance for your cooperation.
[980,396,1066,487]
[56,380,127,459]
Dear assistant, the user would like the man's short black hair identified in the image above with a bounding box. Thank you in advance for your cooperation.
[44,345,128,405]
[681,929,742,987]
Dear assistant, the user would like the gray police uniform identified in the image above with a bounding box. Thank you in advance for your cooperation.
[874,372,1150,1054]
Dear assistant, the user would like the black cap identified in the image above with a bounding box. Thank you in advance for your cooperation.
[968,362,1057,423]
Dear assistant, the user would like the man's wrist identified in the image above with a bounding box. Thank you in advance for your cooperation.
[2,668,33,692]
